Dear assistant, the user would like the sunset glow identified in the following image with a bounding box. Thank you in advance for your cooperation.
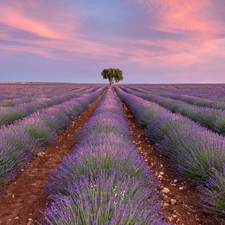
[0,0,225,83]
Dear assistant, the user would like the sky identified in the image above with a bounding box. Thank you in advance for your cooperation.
[0,0,225,84]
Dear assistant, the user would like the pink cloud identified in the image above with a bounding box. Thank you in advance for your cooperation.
[133,0,218,32]
[126,1,223,45]
[0,0,129,63]
[0,45,57,59]
[0,7,63,39]
[118,0,225,70]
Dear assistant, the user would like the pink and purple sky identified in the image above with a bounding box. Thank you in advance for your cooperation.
[0,0,225,83]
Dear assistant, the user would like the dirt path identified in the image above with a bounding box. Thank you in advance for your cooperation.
[0,92,105,225]
[120,101,223,225]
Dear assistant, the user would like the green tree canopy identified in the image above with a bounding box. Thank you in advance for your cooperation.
[101,68,123,85]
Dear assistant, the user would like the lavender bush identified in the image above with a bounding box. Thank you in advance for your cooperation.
[46,142,152,198]
[0,126,34,183]
[199,165,225,216]
[76,115,130,141]
[0,109,26,126]
[115,87,167,127]
[76,133,132,149]
[18,118,56,150]
[45,170,167,225]
[32,108,71,132]
[145,113,191,142]
[0,97,33,108]
[161,93,225,110]
[159,125,225,183]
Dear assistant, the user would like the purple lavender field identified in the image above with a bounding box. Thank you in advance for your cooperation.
[0,83,225,224]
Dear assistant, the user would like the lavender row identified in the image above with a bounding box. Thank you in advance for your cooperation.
[0,87,105,185]
[44,88,168,225]
[0,84,69,101]
[0,87,99,126]
[121,86,225,135]
[157,93,225,111]
[0,86,91,108]
[115,87,225,218]
[0,84,95,100]
[126,85,225,110]
[129,84,225,101]
[0,97,34,108]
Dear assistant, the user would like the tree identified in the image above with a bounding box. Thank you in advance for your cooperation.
[101,68,123,86]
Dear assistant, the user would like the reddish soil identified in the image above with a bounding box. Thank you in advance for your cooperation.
[120,101,224,225]
[0,92,105,225]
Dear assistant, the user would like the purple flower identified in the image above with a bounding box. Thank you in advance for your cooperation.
[45,170,167,225]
